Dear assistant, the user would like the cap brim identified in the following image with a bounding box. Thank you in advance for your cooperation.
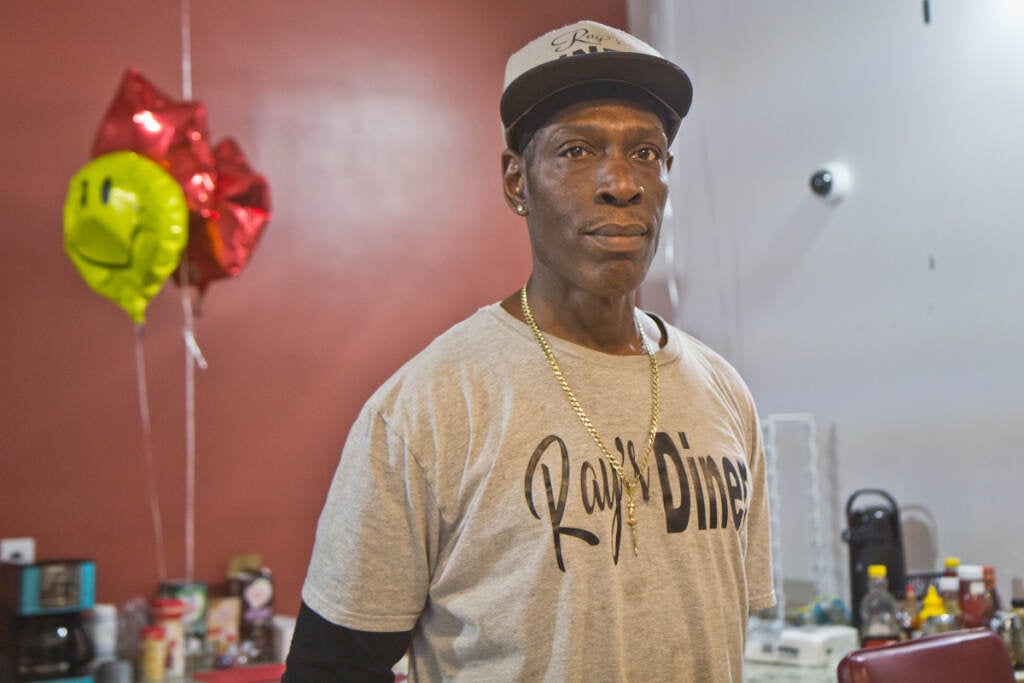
[501,52,693,146]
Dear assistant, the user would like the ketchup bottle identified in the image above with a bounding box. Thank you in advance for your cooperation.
[958,564,991,628]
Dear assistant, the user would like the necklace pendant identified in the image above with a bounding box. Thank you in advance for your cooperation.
[626,498,638,556]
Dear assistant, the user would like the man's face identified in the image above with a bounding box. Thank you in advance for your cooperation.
[504,99,673,299]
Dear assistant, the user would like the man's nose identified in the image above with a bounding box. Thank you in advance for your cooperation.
[594,157,644,206]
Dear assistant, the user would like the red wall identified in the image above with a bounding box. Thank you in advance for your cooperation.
[0,1,626,616]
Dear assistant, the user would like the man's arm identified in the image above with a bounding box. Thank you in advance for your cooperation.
[282,601,412,683]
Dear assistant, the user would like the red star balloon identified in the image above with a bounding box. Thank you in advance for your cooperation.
[183,138,271,291]
[92,69,217,219]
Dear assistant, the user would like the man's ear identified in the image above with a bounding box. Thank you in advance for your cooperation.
[501,149,527,215]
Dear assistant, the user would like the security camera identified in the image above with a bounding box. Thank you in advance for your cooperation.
[809,161,852,202]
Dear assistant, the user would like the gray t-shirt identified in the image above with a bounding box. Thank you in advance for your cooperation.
[303,303,775,682]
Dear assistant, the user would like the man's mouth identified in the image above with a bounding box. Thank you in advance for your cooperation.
[584,223,650,252]
[588,223,648,237]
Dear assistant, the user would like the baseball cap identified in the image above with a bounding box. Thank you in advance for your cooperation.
[500,20,693,151]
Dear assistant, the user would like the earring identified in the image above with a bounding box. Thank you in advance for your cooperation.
[515,204,527,215]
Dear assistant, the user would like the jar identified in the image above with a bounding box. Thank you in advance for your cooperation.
[139,625,166,682]
[151,597,186,677]
[85,603,118,664]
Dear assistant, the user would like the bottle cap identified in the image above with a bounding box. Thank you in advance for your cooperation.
[938,576,960,593]
[141,625,166,640]
[868,564,887,579]
[151,597,186,619]
[89,603,117,619]
[958,564,983,581]
[944,556,960,569]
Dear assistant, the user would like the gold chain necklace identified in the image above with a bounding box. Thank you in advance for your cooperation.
[520,285,660,557]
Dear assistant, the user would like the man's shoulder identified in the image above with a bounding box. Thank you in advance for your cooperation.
[399,302,509,371]
[367,302,517,407]
[663,320,754,398]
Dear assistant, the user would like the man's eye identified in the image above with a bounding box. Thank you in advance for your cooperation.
[634,146,662,161]
[560,145,589,158]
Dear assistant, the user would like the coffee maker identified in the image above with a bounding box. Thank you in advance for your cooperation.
[1,560,96,682]
[841,490,907,630]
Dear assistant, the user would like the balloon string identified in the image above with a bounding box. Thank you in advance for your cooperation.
[180,0,202,583]
[135,324,167,582]
[180,0,193,101]
[180,276,207,584]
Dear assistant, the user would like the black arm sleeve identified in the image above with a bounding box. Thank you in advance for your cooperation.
[282,601,413,683]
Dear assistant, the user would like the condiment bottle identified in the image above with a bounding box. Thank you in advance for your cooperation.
[918,585,948,635]
[984,565,1002,615]
[943,556,960,577]
[958,564,991,628]
[897,584,920,635]
[860,565,902,647]
[139,625,166,682]
[1012,598,1024,631]
[151,597,186,678]
[937,576,963,624]
[990,611,1024,668]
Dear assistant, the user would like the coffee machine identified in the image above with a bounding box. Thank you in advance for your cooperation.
[841,490,907,629]
[1,559,96,682]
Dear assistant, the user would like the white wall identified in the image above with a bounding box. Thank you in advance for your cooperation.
[630,0,1024,605]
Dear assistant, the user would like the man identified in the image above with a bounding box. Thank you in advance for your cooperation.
[284,20,774,682]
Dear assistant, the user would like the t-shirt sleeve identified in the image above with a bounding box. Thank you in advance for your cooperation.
[301,402,440,632]
[282,601,412,682]
[744,401,777,612]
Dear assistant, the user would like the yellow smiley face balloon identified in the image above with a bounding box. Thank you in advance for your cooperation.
[63,151,188,323]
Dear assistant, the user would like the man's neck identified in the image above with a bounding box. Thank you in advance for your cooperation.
[501,280,660,355]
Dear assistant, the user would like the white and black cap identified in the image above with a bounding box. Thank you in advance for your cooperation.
[500,20,693,151]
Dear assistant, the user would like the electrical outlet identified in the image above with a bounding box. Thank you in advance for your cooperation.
[1,537,36,564]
